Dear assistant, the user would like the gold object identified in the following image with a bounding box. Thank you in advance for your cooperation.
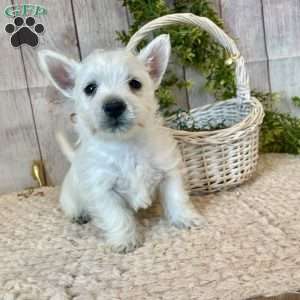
[32,160,47,187]
[225,57,233,65]
[225,53,241,65]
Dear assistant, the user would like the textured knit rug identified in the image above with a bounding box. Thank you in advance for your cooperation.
[0,154,300,300]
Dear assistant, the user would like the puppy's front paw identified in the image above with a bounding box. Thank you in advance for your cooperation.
[109,232,143,254]
[131,194,152,211]
[170,210,207,229]
[72,214,91,225]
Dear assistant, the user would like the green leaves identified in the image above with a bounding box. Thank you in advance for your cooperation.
[292,96,300,107]
[118,0,300,154]
[260,111,300,154]
[253,91,300,154]
[117,0,236,107]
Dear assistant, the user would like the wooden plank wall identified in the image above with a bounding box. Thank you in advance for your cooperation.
[263,0,300,115]
[22,0,80,186]
[0,0,41,193]
[220,0,271,94]
[0,0,300,193]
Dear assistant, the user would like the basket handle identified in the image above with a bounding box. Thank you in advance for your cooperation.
[126,13,250,104]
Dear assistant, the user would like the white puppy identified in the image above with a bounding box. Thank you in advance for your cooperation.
[38,35,205,253]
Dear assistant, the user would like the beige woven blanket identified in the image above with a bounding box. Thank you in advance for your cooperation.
[0,154,299,300]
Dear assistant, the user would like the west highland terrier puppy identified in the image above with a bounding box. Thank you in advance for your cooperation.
[38,34,205,253]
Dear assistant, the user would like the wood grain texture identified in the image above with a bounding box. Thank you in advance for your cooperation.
[21,0,79,88]
[246,61,270,92]
[268,57,300,116]
[262,0,300,116]
[20,0,80,185]
[220,0,270,94]
[221,0,267,62]
[72,0,128,57]
[0,0,41,193]
[263,0,300,59]
[0,25,27,91]
[29,87,76,185]
[0,90,41,194]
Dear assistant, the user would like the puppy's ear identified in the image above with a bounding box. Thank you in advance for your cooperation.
[138,34,171,89]
[38,50,79,98]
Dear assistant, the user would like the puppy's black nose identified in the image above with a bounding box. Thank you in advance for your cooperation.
[103,99,127,119]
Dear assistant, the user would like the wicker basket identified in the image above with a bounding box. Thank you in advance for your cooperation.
[127,13,265,194]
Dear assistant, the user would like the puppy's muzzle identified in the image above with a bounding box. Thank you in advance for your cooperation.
[103,98,127,119]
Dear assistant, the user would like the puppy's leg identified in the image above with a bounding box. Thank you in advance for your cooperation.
[91,191,142,253]
[60,171,90,224]
[159,170,206,228]
[129,188,152,211]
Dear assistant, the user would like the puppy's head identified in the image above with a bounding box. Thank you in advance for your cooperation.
[38,35,171,139]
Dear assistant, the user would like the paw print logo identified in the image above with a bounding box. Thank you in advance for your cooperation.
[5,16,45,48]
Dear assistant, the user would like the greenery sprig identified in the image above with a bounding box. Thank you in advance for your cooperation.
[117,0,300,154]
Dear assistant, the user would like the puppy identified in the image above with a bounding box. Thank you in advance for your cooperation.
[38,35,205,253]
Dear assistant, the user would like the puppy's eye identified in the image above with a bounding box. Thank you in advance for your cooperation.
[84,82,97,96]
[129,79,142,90]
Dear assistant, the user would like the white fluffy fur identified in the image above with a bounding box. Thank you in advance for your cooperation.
[38,35,205,253]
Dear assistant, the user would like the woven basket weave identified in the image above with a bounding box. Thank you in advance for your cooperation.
[127,13,265,193]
